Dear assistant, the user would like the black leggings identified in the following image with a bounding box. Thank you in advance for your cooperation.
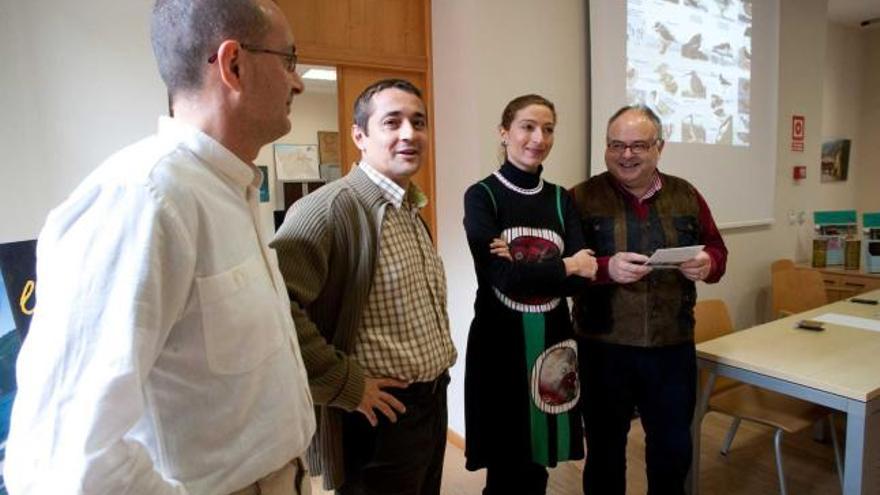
[484,461,548,495]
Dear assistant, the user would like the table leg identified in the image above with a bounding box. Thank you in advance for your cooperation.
[843,397,880,494]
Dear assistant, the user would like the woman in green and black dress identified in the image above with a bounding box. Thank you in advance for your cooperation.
[463,94,597,494]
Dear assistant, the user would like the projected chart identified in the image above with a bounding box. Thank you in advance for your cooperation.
[626,0,752,146]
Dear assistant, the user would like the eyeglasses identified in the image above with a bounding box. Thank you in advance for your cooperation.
[606,139,659,155]
[207,43,298,73]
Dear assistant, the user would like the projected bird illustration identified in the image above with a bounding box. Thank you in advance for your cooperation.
[681,115,707,143]
[712,42,733,58]
[653,22,676,54]
[683,71,706,98]
[654,64,679,95]
[710,94,727,118]
[626,0,751,145]
[714,0,733,17]
[739,46,751,70]
[716,115,733,144]
[682,33,709,60]
[684,0,708,11]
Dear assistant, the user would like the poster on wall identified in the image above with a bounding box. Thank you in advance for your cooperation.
[257,165,270,203]
[317,131,340,165]
[821,139,851,182]
[0,240,37,495]
[274,144,320,181]
[317,131,342,182]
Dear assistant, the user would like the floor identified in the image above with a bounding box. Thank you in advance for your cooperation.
[309,411,842,494]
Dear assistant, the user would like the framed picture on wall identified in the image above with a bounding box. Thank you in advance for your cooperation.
[257,165,270,203]
[820,139,851,182]
[0,239,37,492]
[317,131,340,165]
[274,143,320,181]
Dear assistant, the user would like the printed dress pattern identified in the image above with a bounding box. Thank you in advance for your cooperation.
[494,226,580,464]
[463,164,585,470]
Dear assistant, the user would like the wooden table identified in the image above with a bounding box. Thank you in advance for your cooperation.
[691,289,880,494]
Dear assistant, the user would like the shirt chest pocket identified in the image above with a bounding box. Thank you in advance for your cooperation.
[672,216,699,246]
[196,255,285,375]
[586,216,617,256]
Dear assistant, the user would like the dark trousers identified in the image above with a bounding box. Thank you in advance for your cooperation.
[337,373,449,495]
[483,462,548,495]
[579,340,696,495]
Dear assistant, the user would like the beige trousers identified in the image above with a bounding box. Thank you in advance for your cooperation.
[228,458,310,495]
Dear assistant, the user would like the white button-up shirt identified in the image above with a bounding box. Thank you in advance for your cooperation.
[4,117,315,495]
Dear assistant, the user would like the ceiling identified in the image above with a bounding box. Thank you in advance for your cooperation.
[827,0,880,26]
[296,64,337,95]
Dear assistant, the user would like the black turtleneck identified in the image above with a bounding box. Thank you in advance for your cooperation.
[499,160,543,189]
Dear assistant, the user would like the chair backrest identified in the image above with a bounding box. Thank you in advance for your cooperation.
[771,268,827,318]
[694,299,734,343]
[694,299,740,396]
[770,258,796,274]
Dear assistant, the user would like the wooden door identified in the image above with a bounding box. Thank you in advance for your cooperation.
[277,0,429,70]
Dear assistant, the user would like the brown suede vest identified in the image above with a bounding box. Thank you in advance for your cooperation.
[571,172,701,347]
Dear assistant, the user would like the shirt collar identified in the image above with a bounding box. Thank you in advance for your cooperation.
[358,161,428,210]
[639,172,663,202]
[612,171,663,203]
[157,116,261,191]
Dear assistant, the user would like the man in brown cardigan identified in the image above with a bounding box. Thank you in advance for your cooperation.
[271,79,456,494]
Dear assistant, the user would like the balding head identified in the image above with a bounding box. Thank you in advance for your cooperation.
[151,0,271,96]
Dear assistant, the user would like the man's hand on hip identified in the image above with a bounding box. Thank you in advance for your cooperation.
[608,252,652,284]
[357,377,408,426]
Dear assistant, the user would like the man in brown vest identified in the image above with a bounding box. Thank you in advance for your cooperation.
[570,105,728,495]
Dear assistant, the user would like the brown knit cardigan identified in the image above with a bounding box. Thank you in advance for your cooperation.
[270,166,387,490]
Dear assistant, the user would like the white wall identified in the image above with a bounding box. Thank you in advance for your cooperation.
[432,0,588,437]
[821,22,863,207]
[857,28,880,213]
[0,1,165,243]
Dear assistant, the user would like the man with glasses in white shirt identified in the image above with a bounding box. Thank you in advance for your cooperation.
[4,1,315,494]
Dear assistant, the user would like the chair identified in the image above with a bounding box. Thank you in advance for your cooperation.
[770,258,796,274]
[694,299,843,495]
[770,267,827,319]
